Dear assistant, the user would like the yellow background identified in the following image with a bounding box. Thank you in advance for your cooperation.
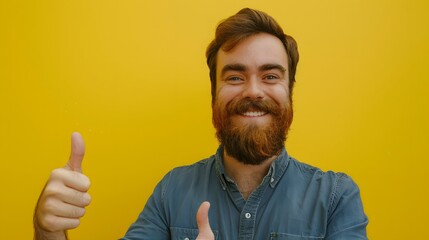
[1,0,428,239]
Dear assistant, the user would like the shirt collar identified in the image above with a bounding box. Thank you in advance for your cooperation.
[214,145,290,189]
[268,147,290,188]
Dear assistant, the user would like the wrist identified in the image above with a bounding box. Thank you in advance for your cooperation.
[33,214,68,240]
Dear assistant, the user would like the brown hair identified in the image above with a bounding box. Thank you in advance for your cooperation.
[206,8,299,103]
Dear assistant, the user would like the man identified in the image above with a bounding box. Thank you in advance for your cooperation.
[34,8,368,240]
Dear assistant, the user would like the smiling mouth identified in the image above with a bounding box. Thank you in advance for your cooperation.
[241,111,267,117]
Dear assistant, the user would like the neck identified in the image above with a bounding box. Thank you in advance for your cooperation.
[223,150,277,200]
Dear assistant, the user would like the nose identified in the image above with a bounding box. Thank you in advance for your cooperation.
[242,78,264,99]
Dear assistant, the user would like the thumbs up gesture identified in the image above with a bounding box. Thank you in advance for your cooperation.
[196,201,215,240]
[34,132,91,240]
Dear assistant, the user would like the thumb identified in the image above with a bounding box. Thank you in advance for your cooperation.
[196,201,215,240]
[66,132,85,172]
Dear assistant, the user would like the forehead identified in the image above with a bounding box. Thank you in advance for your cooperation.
[216,33,289,72]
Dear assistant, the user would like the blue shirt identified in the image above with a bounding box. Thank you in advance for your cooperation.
[122,147,368,239]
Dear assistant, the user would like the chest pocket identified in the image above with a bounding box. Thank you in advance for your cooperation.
[170,227,219,240]
[270,232,324,240]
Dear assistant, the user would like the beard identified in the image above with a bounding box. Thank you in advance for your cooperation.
[212,97,293,165]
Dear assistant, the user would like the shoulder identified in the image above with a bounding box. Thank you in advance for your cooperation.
[290,160,370,237]
[156,156,217,191]
[169,156,216,177]
[288,157,360,203]
[288,157,351,183]
[290,157,364,216]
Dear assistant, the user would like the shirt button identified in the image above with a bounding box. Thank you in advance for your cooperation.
[184,238,190,240]
[270,177,275,183]
[245,212,251,219]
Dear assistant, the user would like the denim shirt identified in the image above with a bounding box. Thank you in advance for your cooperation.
[122,146,368,240]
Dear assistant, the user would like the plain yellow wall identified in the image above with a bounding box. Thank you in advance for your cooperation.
[1,0,428,239]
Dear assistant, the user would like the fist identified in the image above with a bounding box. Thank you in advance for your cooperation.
[35,132,91,233]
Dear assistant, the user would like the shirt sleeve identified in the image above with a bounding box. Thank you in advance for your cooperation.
[120,172,172,240]
[326,173,369,240]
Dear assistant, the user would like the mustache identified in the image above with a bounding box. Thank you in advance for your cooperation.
[226,98,282,116]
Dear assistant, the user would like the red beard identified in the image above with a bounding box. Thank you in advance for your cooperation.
[212,97,293,165]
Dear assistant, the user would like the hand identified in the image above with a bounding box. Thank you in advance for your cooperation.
[34,132,91,240]
[196,201,215,240]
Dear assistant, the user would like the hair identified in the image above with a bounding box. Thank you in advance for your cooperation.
[206,8,299,103]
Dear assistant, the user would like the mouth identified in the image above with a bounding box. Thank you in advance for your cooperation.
[240,111,267,117]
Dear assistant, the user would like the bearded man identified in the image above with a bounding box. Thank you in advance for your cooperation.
[34,8,368,240]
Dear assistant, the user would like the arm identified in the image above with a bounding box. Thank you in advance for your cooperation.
[120,173,171,239]
[34,133,91,240]
[121,173,215,240]
[122,199,214,240]
[326,174,368,240]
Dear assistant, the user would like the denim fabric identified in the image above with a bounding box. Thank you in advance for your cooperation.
[121,146,368,240]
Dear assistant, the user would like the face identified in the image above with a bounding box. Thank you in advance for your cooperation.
[212,33,293,165]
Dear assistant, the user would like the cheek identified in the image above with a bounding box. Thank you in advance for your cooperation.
[267,85,291,107]
[216,85,242,106]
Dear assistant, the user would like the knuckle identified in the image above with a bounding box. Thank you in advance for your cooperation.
[82,176,91,190]
[79,193,91,206]
[71,191,91,207]
[50,168,65,180]
[71,171,91,190]
[76,173,91,190]
[73,207,86,218]
[67,219,80,230]
[43,184,62,198]
[43,198,57,213]
[82,193,92,206]
[41,215,59,232]
[72,190,83,204]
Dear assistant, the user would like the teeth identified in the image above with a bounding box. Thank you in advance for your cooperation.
[242,111,266,117]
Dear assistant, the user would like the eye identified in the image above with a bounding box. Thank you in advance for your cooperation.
[225,76,244,84]
[228,76,242,81]
[263,74,279,80]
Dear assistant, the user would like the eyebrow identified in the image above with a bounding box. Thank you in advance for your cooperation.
[258,63,287,72]
[221,64,247,77]
[221,63,287,77]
